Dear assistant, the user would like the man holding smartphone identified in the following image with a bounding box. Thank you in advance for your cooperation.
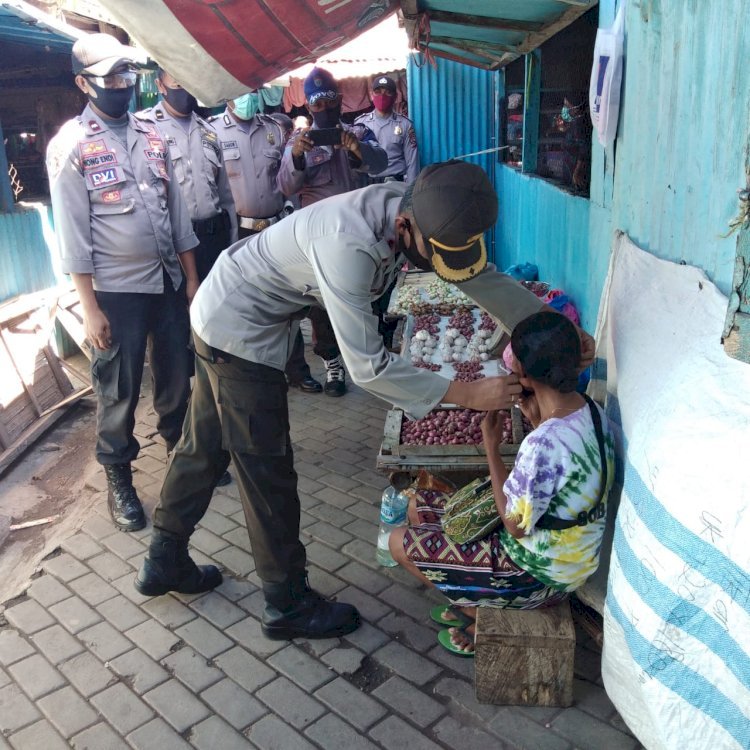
[278,67,387,396]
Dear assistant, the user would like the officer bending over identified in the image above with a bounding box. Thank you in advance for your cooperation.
[135,161,595,641]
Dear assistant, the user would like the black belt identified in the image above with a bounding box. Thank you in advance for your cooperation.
[192,210,230,235]
[369,174,405,184]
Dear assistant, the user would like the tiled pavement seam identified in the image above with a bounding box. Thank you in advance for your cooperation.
[0,376,641,750]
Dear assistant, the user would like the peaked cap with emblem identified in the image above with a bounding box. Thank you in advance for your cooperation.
[371,75,396,94]
[411,160,498,283]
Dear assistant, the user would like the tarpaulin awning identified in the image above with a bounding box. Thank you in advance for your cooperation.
[401,0,599,70]
[94,0,399,106]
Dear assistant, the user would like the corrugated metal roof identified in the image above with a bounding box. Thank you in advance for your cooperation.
[401,0,599,69]
[0,0,84,50]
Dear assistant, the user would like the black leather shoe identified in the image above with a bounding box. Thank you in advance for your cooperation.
[216,470,232,486]
[104,464,146,532]
[261,573,360,640]
[135,531,222,597]
[288,375,322,393]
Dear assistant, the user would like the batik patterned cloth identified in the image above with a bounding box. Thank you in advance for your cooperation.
[402,491,567,609]
[501,402,615,591]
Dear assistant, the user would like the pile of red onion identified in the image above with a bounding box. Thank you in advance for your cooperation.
[452,361,484,382]
[401,409,514,446]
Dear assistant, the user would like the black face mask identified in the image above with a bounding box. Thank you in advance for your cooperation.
[311,104,341,129]
[87,83,134,119]
[163,85,197,115]
[397,223,432,272]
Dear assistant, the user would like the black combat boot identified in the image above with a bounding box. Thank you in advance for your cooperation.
[261,572,360,640]
[104,464,146,532]
[135,530,223,596]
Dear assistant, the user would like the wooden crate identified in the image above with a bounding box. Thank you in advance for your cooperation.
[376,406,525,475]
[474,602,575,707]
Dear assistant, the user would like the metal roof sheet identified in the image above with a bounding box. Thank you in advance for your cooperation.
[401,0,599,69]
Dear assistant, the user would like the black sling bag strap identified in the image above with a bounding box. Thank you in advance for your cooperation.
[534,394,609,531]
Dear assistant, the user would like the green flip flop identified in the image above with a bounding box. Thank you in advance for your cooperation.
[429,605,472,628]
[437,626,475,658]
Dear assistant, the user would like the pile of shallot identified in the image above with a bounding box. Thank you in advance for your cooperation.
[401,409,514,446]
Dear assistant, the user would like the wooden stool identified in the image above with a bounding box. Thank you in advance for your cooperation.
[474,601,575,707]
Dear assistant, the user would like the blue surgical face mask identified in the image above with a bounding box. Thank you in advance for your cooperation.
[232,93,260,120]
[561,106,573,123]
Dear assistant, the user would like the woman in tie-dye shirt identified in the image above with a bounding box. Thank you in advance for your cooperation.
[390,311,615,653]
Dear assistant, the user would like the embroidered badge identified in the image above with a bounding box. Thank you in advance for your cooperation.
[266,131,276,145]
[145,149,168,161]
[155,110,165,120]
[201,138,221,159]
[407,127,417,148]
[80,139,107,156]
[221,140,238,150]
[88,120,101,133]
[166,136,177,146]
[148,138,165,152]
[101,189,121,203]
[86,167,120,189]
[82,151,117,171]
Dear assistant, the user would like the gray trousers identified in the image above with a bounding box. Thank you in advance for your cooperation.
[153,332,307,584]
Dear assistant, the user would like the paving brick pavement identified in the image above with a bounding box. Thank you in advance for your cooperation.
[0,358,643,749]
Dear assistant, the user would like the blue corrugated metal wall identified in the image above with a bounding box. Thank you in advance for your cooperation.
[610,0,748,290]
[0,206,62,303]
[409,1,750,333]
[407,56,498,258]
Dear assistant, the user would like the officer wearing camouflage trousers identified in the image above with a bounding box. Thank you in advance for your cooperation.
[46,34,199,533]
[137,68,238,282]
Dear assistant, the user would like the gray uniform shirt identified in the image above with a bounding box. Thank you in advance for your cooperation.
[46,103,198,293]
[190,182,545,419]
[277,122,387,208]
[136,103,238,242]
[211,111,285,219]
[354,110,420,183]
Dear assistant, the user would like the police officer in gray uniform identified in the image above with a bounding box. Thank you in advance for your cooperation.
[212,94,288,239]
[355,75,420,185]
[46,34,200,535]
[137,69,238,282]
[212,93,322,393]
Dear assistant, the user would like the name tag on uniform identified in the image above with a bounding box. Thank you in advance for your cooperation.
[82,151,117,170]
[86,166,121,189]
[221,140,238,150]
[166,136,177,147]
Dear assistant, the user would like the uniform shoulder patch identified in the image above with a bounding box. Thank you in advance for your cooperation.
[407,126,417,148]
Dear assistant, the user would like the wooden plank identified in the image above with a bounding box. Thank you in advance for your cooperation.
[0,328,42,417]
[522,49,541,174]
[475,603,575,707]
[37,385,93,419]
[0,408,70,477]
[43,345,74,397]
[381,409,404,455]
[424,10,544,33]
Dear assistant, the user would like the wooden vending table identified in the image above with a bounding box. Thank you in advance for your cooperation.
[377,270,527,484]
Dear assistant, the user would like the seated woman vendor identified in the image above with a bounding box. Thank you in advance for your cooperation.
[389,311,614,655]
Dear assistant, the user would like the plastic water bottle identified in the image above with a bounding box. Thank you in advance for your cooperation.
[376,486,409,567]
